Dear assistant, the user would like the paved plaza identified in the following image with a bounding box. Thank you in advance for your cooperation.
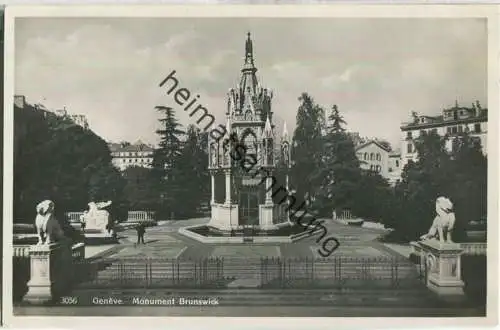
[107,217,402,260]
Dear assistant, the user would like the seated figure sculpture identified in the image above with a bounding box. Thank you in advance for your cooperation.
[420,196,456,243]
[35,200,64,245]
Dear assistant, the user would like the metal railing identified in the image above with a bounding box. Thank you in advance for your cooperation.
[72,256,419,290]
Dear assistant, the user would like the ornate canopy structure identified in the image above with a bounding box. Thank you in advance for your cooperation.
[207,33,291,231]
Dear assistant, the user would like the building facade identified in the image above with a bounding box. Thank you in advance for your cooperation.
[55,108,89,130]
[355,140,392,181]
[207,33,290,231]
[400,101,487,168]
[110,141,154,171]
[388,151,402,186]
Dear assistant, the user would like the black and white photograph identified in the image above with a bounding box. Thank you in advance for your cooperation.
[3,5,498,326]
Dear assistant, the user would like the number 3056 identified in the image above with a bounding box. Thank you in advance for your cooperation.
[61,296,78,304]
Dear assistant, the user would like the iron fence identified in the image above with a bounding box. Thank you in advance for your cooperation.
[71,256,420,290]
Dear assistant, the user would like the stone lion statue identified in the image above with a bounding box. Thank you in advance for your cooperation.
[35,200,64,245]
[420,196,456,243]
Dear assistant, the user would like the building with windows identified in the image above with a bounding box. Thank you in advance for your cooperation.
[355,140,392,181]
[109,141,155,171]
[388,150,402,186]
[400,101,487,168]
[54,107,89,130]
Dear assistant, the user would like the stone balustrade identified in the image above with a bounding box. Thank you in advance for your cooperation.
[71,242,85,261]
[65,210,155,223]
[460,242,487,256]
[411,241,486,256]
[66,211,85,222]
[13,245,31,257]
[127,211,155,221]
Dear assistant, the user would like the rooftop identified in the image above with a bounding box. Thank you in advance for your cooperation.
[401,101,487,130]
[355,140,391,153]
[109,141,154,153]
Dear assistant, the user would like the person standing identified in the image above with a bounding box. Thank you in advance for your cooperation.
[136,223,146,245]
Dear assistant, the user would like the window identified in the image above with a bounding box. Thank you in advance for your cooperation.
[364,152,368,160]
[406,131,412,139]
[458,126,463,133]
[388,168,393,172]
[376,153,381,161]
[407,143,413,154]
[370,153,374,161]
[377,165,381,173]
[396,160,399,167]
[451,126,458,134]
[474,123,481,133]
[446,127,452,134]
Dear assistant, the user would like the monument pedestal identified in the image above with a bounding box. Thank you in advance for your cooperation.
[420,239,465,302]
[259,204,277,230]
[24,242,72,304]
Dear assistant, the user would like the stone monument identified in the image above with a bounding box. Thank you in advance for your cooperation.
[25,200,73,304]
[417,196,465,301]
[80,200,113,237]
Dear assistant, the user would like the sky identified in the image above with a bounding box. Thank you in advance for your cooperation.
[15,17,487,150]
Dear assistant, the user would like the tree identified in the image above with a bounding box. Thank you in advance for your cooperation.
[352,170,392,223]
[312,105,362,216]
[13,101,127,224]
[388,130,486,242]
[122,166,158,212]
[388,131,451,240]
[152,106,184,218]
[291,93,325,205]
[174,125,210,218]
[446,134,487,241]
[327,104,346,134]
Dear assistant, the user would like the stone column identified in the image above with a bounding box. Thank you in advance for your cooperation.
[225,170,231,205]
[210,173,215,205]
[265,175,273,205]
[419,239,465,302]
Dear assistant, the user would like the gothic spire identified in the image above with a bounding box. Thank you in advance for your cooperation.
[245,32,253,64]
[282,121,289,142]
[240,32,258,97]
[264,115,273,138]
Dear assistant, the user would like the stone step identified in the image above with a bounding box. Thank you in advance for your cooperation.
[69,288,438,307]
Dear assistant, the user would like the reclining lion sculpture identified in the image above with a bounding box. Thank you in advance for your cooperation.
[420,196,456,243]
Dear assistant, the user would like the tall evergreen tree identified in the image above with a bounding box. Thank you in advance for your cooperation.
[152,106,184,218]
[291,93,325,205]
[312,105,362,216]
[327,104,346,134]
[175,125,210,218]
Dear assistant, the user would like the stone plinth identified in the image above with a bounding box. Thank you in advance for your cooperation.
[84,211,109,232]
[259,204,277,230]
[24,242,72,304]
[419,239,465,301]
[209,203,239,230]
